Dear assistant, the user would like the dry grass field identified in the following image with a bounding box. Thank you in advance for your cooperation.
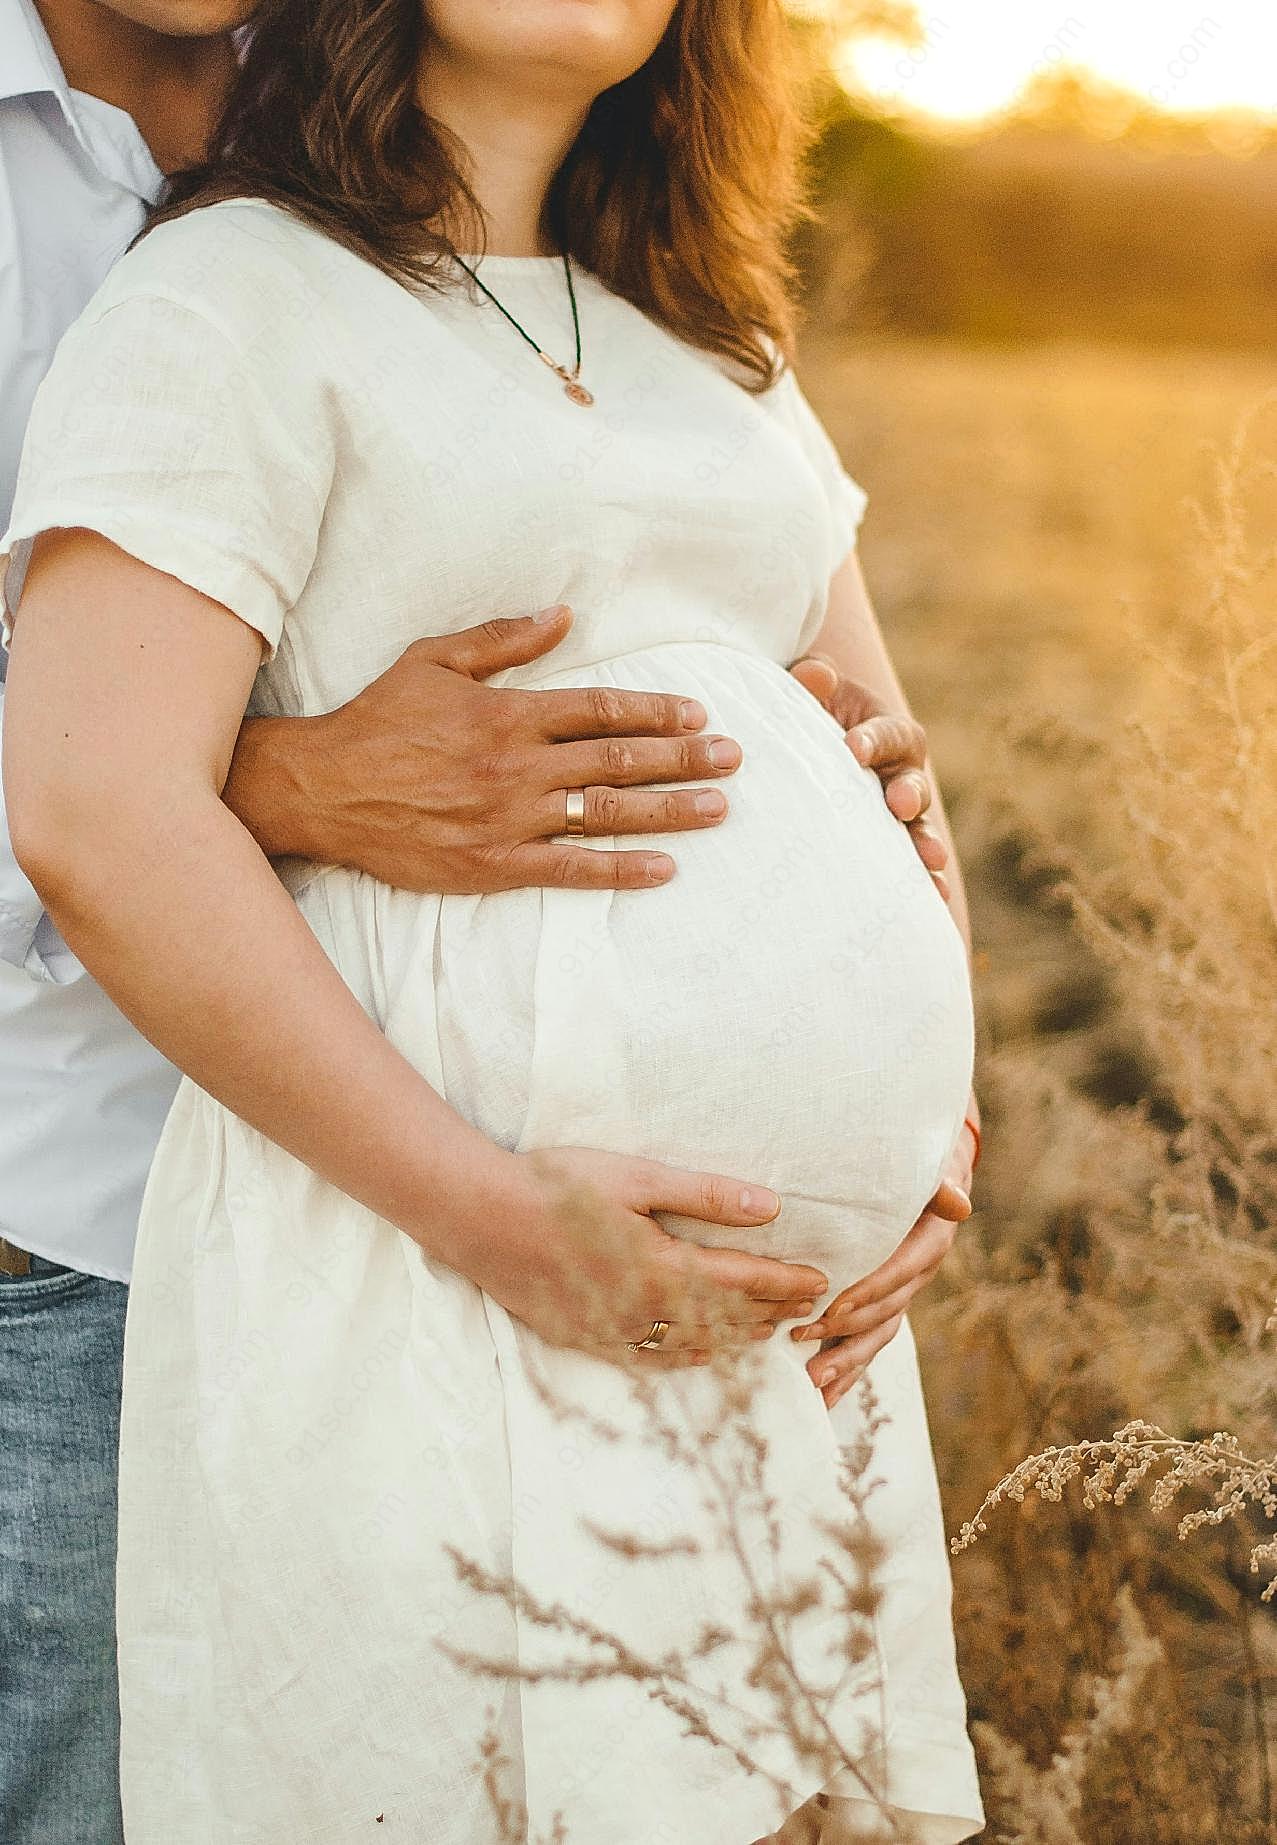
[798,333,1277,1841]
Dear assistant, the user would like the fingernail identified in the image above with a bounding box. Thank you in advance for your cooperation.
[813,1365,836,1389]
[534,604,569,623]
[644,854,675,883]
[739,1187,779,1217]
[694,790,727,818]
[708,738,739,769]
[679,699,706,729]
[791,1324,824,1342]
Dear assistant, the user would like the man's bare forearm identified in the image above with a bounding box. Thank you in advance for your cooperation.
[224,713,335,862]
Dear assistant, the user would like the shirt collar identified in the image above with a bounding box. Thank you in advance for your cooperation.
[0,0,74,109]
[0,0,164,203]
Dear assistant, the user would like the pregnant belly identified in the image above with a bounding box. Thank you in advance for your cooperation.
[300,644,975,1296]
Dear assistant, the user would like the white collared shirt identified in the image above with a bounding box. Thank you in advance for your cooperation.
[0,0,176,1280]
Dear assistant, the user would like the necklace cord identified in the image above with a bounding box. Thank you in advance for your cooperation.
[453,251,583,380]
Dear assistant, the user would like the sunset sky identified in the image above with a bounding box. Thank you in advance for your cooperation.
[828,1,1277,125]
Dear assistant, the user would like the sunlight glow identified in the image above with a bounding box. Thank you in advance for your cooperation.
[834,1,1277,125]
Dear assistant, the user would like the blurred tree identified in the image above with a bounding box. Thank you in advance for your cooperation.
[792,1,1277,349]
[790,0,939,330]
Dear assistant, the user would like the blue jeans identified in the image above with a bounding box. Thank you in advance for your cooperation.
[0,1254,127,1845]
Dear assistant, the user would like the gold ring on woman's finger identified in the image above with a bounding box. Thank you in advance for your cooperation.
[626,1319,670,1352]
[564,788,587,836]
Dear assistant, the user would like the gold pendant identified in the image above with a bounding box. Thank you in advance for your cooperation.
[541,351,593,406]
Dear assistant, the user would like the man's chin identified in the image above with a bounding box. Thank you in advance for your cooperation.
[92,0,255,38]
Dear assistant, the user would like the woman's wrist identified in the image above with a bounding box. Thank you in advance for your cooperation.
[402,1138,543,1292]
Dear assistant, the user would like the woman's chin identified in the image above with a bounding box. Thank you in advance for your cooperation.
[424,0,676,97]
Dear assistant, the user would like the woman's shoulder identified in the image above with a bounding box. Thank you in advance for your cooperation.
[73,198,354,353]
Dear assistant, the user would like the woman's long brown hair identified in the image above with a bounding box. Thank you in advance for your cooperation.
[148,0,810,389]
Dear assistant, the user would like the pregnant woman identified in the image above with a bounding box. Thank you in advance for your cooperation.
[2,1,983,1840]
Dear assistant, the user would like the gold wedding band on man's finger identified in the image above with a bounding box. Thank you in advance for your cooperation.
[554,783,728,842]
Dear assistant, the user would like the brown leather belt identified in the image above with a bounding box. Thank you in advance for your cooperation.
[0,1238,32,1277]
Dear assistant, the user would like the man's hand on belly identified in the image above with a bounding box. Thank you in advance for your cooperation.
[789,1120,979,1410]
[223,607,743,891]
[789,657,950,900]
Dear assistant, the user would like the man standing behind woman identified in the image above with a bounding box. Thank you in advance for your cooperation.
[0,2,963,1839]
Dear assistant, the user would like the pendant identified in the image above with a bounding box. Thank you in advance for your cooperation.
[542,352,594,407]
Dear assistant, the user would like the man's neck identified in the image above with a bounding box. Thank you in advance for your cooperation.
[34,0,236,173]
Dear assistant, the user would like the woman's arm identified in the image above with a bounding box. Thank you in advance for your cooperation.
[3,530,825,1351]
[800,548,973,958]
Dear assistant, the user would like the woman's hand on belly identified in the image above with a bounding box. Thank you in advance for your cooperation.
[790,1125,978,1409]
[481,1149,829,1366]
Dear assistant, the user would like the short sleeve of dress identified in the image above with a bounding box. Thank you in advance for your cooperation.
[768,366,869,570]
[1,292,331,660]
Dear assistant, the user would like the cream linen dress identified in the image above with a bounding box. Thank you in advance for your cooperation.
[2,199,983,1845]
